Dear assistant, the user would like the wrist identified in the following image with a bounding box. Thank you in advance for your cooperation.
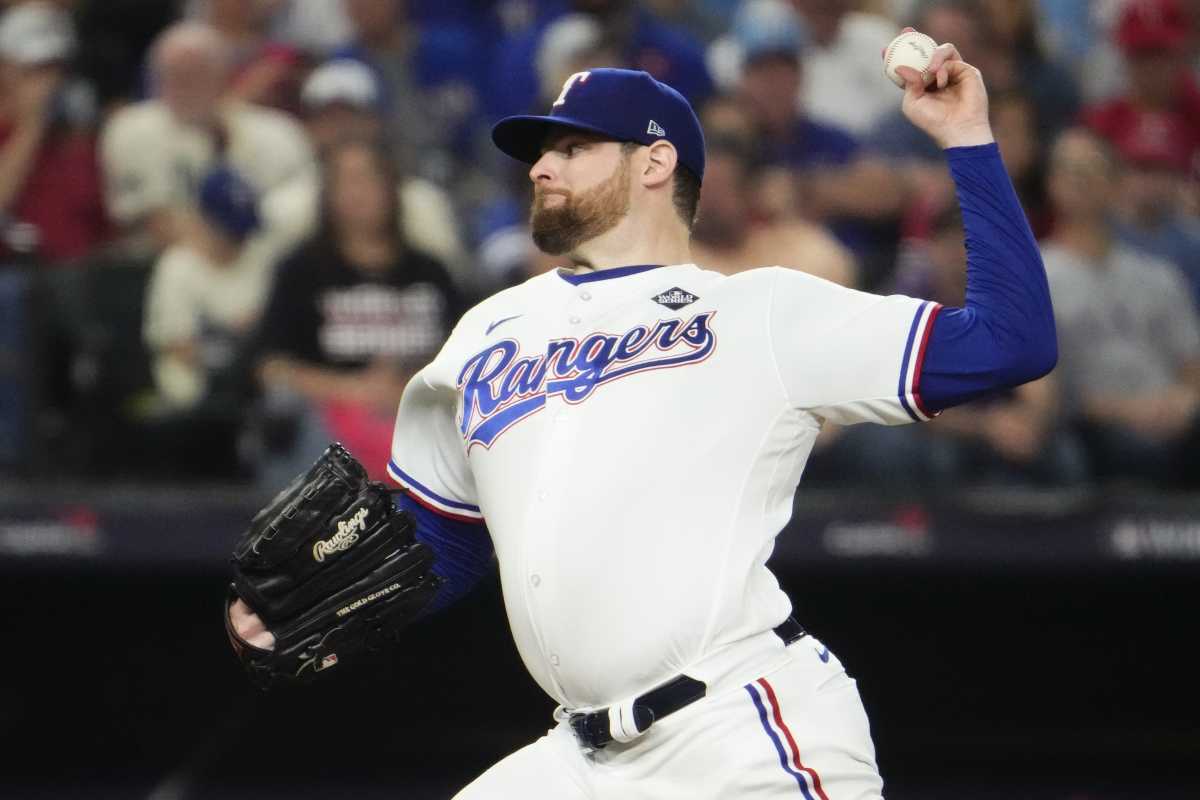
[938,123,995,150]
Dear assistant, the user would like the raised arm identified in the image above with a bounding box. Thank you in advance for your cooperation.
[893,36,1057,413]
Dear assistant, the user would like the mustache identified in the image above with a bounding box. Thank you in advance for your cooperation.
[534,187,571,204]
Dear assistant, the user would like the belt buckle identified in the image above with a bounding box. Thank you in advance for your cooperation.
[566,714,604,753]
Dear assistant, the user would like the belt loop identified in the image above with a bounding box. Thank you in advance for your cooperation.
[774,616,808,646]
[607,698,651,743]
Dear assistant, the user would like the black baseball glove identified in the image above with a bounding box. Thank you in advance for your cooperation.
[225,443,441,689]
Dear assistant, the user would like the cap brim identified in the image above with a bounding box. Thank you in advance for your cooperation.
[491,114,623,165]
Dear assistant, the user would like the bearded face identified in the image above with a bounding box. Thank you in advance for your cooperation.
[530,152,632,255]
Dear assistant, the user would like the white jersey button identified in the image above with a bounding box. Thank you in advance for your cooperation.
[580,291,592,301]
[530,574,541,587]
[568,315,581,324]
[537,490,548,501]
[550,654,560,667]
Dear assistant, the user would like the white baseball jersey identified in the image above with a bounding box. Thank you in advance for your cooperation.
[388,263,938,710]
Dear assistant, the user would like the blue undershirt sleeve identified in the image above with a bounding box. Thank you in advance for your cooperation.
[918,142,1058,412]
[395,492,495,616]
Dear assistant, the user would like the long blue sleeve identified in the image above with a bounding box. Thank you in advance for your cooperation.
[918,143,1058,411]
[395,492,495,616]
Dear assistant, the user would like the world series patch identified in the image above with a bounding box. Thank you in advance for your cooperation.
[652,287,698,310]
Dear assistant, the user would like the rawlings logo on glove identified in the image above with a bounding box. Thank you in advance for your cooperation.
[313,506,370,562]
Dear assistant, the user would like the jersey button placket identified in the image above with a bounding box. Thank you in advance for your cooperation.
[519,381,578,698]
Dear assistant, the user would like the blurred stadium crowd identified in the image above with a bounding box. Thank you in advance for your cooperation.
[0,0,1198,491]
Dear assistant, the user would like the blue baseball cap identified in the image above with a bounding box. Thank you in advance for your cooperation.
[492,68,706,180]
[198,165,260,242]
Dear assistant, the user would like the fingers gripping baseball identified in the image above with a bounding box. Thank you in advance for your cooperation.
[885,31,993,149]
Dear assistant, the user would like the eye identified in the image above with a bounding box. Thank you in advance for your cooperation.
[565,142,586,156]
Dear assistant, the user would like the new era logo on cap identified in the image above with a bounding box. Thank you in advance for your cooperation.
[647,120,666,137]
[652,287,698,310]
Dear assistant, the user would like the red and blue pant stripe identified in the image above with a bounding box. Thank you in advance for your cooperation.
[745,677,830,799]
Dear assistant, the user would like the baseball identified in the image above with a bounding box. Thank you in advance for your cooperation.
[883,30,938,89]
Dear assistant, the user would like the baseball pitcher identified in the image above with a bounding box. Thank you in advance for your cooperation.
[226,39,1055,799]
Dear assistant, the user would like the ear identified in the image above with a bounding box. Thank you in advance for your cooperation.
[640,141,679,190]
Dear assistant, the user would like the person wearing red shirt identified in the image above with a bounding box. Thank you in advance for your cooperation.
[1083,0,1200,177]
[0,2,109,265]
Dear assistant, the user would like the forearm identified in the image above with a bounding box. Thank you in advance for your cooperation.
[917,143,1057,412]
[395,492,494,616]
[0,118,48,214]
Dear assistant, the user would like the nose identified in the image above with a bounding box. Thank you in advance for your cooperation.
[529,151,557,184]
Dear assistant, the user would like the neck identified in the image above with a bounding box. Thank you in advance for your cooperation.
[1054,217,1111,262]
[565,213,692,273]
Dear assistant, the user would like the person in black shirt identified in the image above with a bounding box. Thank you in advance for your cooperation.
[254,136,463,483]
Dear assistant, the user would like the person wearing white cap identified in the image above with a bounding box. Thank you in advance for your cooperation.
[99,21,314,253]
[259,58,468,285]
[0,1,109,263]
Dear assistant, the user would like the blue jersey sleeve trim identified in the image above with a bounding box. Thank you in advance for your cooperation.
[387,460,483,521]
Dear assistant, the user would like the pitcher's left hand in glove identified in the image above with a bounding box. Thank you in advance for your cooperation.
[225,443,441,689]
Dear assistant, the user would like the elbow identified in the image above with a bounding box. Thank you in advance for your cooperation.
[1000,330,1058,387]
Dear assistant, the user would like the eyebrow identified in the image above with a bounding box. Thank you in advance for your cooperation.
[539,131,607,155]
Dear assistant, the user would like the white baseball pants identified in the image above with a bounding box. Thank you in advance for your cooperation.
[452,636,885,800]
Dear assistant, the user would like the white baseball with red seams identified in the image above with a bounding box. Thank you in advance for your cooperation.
[883,30,938,88]
[388,261,940,798]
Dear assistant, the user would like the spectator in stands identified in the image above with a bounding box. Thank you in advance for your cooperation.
[533,13,625,108]
[973,0,1080,142]
[266,0,354,59]
[0,1,109,265]
[1043,128,1200,487]
[259,58,467,286]
[143,165,278,410]
[730,0,903,285]
[641,0,726,42]
[253,137,463,484]
[489,0,714,121]
[1104,108,1200,311]
[189,0,306,112]
[691,135,857,287]
[1084,0,1200,174]
[333,0,487,183]
[791,0,899,136]
[100,22,313,254]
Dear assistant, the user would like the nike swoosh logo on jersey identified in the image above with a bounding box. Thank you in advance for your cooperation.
[816,646,830,663]
[486,315,523,335]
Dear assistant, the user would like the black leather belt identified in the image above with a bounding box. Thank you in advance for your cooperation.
[568,617,807,750]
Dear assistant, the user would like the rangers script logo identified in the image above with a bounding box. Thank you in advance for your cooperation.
[457,311,717,450]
